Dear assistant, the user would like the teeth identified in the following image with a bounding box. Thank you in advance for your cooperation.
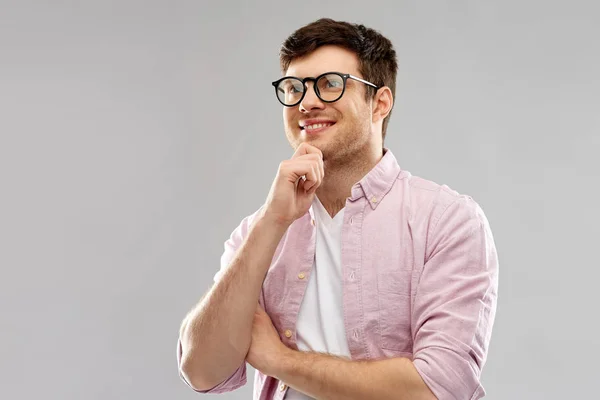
[304,123,333,130]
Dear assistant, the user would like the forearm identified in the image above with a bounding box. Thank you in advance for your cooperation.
[180,211,290,390]
[274,349,436,400]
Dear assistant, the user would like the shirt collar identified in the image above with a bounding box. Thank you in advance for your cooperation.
[351,147,401,209]
[308,147,401,220]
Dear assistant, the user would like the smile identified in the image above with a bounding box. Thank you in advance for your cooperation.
[301,122,335,134]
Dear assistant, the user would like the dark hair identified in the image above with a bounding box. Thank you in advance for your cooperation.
[279,18,398,141]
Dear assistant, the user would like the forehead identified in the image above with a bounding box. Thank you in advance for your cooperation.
[285,45,360,78]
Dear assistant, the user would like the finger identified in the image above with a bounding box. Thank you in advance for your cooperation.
[304,153,324,183]
[298,162,318,191]
[309,166,322,194]
[281,159,318,185]
[292,153,323,184]
[314,155,324,182]
[305,157,323,192]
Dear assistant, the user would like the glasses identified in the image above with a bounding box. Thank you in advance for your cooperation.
[271,72,380,107]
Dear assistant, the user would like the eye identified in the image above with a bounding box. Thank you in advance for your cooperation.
[285,83,303,94]
[318,75,344,92]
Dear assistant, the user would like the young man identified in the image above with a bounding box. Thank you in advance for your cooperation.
[178,18,499,400]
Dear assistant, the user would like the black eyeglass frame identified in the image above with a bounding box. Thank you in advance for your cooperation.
[271,72,381,107]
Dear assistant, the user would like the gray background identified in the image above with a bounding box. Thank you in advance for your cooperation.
[1,0,598,399]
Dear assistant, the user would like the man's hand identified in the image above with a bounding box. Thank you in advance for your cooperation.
[262,142,324,227]
[245,304,291,377]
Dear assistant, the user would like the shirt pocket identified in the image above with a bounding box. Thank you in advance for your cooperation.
[378,291,413,353]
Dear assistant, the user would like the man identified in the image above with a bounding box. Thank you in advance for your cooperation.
[177,18,498,400]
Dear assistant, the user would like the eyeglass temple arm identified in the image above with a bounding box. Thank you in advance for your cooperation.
[348,74,379,89]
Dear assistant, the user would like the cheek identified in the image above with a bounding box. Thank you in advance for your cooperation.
[283,107,295,118]
[283,111,296,129]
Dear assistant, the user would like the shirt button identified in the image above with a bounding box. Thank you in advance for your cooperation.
[311,218,315,226]
[298,272,305,279]
[371,196,378,203]
[284,329,293,338]
[280,383,287,391]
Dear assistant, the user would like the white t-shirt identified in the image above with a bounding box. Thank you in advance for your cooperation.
[284,196,351,400]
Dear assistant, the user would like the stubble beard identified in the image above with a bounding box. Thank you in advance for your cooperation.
[322,119,371,167]
[285,118,370,166]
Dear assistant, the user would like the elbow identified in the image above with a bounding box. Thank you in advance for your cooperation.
[177,326,248,392]
[180,355,216,392]
[178,327,218,391]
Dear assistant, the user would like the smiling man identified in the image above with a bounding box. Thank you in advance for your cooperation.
[177,18,499,400]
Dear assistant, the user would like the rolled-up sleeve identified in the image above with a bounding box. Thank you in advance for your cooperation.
[412,195,499,400]
[177,208,264,393]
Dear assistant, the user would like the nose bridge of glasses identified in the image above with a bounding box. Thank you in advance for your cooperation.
[302,77,318,93]
[300,77,323,103]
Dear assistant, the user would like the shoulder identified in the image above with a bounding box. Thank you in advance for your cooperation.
[398,171,488,237]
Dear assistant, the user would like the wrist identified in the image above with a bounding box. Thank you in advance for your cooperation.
[272,345,296,381]
[258,208,293,230]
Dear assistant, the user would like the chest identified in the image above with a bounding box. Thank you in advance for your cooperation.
[261,206,423,359]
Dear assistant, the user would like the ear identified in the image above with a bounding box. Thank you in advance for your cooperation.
[371,86,394,123]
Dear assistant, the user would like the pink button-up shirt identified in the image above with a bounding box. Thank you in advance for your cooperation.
[177,148,499,400]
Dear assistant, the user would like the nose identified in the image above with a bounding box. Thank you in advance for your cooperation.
[299,81,325,113]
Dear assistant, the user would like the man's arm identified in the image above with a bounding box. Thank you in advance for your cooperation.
[273,349,436,400]
[411,195,499,399]
[179,142,325,392]
[178,209,289,391]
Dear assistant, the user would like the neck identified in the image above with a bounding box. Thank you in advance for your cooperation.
[316,145,385,218]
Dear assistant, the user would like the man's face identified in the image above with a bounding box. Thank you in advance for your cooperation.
[282,45,375,163]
